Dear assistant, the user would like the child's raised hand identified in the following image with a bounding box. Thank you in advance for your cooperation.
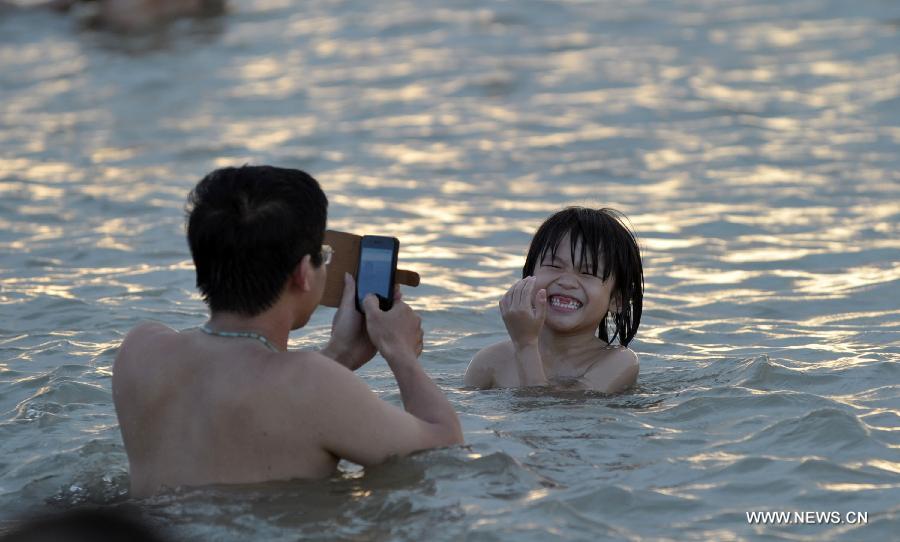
[499,276,547,347]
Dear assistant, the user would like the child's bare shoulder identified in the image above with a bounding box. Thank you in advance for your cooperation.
[477,340,516,360]
[581,346,639,394]
[464,341,515,388]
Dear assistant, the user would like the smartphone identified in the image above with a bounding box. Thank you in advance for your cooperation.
[355,235,399,313]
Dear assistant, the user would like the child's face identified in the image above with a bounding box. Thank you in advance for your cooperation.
[532,233,617,335]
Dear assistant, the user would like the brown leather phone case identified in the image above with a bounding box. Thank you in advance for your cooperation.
[320,230,420,307]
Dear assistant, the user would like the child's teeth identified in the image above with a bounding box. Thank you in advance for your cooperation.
[551,296,581,309]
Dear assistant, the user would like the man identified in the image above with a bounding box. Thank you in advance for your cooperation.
[113,166,463,498]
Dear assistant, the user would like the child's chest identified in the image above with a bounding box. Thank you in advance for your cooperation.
[494,347,614,388]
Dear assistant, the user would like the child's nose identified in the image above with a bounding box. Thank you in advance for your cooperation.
[556,273,578,288]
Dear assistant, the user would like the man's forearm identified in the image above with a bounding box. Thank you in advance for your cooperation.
[386,354,463,444]
[514,343,549,386]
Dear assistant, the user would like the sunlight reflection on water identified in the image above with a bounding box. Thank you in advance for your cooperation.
[1,0,899,540]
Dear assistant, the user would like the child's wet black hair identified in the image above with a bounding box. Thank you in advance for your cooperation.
[522,207,643,346]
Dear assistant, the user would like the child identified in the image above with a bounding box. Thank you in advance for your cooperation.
[464,207,643,393]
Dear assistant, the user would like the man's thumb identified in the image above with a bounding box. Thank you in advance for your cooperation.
[362,293,379,314]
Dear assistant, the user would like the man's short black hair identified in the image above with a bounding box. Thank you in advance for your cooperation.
[522,207,644,346]
[186,165,328,316]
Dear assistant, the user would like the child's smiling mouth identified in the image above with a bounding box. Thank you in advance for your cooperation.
[548,294,583,312]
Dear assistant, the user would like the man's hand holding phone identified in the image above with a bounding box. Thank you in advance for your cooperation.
[363,295,424,364]
[325,273,404,371]
[354,238,460,447]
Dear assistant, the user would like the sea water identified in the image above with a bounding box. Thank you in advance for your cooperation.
[1,0,899,540]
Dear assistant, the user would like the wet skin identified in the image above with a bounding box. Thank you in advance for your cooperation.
[465,234,638,392]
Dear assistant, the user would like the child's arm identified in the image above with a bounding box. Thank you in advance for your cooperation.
[500,277,549,387]
[509,343,548,387]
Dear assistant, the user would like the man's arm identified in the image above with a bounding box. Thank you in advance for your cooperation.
[387,350,462,443]
[302,351,462,466]
[307,296,462,466]
[361,295,462,444]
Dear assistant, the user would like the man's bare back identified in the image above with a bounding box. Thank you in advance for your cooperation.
[113,166,463,497]
[115,323,334,496]
[115,286,462,498]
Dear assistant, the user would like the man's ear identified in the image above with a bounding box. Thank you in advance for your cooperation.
[290,254,314,293]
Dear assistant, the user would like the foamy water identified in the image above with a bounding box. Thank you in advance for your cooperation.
[1,0,899,540]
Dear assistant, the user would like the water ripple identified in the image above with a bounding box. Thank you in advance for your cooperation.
[1,0,899,539]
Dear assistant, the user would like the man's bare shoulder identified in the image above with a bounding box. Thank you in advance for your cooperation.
[581,346,639,394]
[464,340,514,389]
[272,350,347,383]
[125,320,174,337]
[119,321,176,348]
[115,321,177,366]
[261,350,371,405]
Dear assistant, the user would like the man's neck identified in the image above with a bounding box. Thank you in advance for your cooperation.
[205,309,292,352]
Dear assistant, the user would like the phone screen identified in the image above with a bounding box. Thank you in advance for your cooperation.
[357,244,396,311]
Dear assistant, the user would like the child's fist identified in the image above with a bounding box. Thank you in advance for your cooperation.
[500,276,546,347]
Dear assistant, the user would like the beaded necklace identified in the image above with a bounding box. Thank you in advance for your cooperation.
[200,324,281,353]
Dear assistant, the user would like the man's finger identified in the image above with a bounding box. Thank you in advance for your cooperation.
[362,293,380,314]
[340,273,356,308]
[393,284,402,301]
